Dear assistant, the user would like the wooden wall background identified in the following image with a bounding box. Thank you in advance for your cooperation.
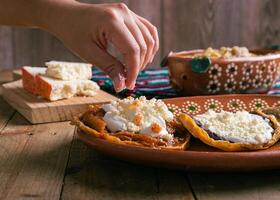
[1,0,280,69]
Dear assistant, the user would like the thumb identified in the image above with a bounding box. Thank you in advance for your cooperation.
[80,44,126,93]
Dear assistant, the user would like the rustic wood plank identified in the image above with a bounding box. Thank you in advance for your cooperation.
[61,133,195,200]
[12,27,79,68]
[0,113,75,200]
[188,171,280,200]
[61,133,158,200]
[0,97,15,132]
[128,0,162,68]
[0,98,14,130]
[239,0,263,48]
[161,0,280,56]
[254,0,280,48]
[12,28,34,68]
[163,0,207,54]
[162,0,244,55]
[156,170,195,200]
[0,70,14,84]
[0,70,15,129]
[29,29,60,66]
[0,27,14,69]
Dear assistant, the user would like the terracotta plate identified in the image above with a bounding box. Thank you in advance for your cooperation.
[77,94,280,171]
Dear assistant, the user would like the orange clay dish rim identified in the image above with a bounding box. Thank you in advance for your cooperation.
[167,49,280,63]
[76,128,193,153]
[76,127,280,158]
[72,106,191,151]
[179,109,280,152]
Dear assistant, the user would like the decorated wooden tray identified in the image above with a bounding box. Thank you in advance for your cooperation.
[77,94,280,171]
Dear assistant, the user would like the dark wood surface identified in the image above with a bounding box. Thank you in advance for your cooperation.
[1,0,280,69]
[1,71,280,200]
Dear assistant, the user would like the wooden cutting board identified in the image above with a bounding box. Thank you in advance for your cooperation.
[2,80,118,124]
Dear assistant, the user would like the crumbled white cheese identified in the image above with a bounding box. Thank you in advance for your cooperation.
[102,96,174,143]
[48,79,99,101]
[191,46,255,59]
[194,110,274,144]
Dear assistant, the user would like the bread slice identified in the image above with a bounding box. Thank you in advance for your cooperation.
[22,66,46,95]
[36,75,100,101]
[45,61,92,80]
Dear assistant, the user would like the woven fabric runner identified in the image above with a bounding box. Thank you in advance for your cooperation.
[92,67,280,99]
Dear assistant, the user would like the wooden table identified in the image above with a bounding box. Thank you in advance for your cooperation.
[1,71,280,200]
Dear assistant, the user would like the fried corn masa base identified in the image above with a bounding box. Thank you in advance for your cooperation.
[179,110,280,151]
[72,105,191,150]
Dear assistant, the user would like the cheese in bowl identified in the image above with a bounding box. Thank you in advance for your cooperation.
[191,46,255,59]
[179,110,280,151]
[72,96,190,150]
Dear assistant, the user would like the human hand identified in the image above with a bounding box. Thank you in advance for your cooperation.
[46,1,159,92]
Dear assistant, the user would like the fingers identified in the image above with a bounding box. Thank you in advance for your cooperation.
[124,16,147,70]
[137,16,159,65]
[109,17,158,87]
[76,42,126,92]
[133,17,155,71]
[92,3,159,90]
[108,21,140,90]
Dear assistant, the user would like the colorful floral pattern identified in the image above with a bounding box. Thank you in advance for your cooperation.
[167,104,181,116]
[255,64,262,75]
[277,64,280,75]
[203,60,278,94]
[239,77,252,90]
[207,79,221,94]
[251,75,262,88]
[204,99,224,112]
[268,63,277,74]
[224,78,237,93]
[259,62,266,75]
[208,64,222,79]
[272,101,280,108]
[226,63,238,77]
[166,98,275,116]
[242,63,253,76]
[227,99,247,112]
[263,75,274,88]
[249,99,269,111]
[182,101,201,115]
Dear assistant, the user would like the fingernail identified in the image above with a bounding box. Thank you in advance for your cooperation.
[127,81,136,90]
[113,73,126,93]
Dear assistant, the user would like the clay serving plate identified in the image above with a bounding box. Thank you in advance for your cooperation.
[77,94,280,171]
[163,49,280,96]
